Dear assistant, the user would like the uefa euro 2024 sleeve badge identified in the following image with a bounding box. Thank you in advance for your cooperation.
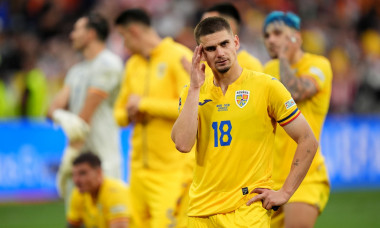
[235,90,250,108]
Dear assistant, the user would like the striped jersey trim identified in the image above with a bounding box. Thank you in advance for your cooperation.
[278,108,301,126]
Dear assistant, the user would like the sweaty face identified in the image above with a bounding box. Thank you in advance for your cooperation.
[263,22,292,58]
[70,17,91,51]
[72,163,100,193]
[200,29,239,74]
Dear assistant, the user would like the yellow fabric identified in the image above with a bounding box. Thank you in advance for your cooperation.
[205,50,263,76]
[114,37,193,171]
[188,198,271,228]
[237,50,263,72]
[67,178,130,228]
[263,53,332,189]
[129,168,189,228]
[271,167,330,228]
[179,69,300,216]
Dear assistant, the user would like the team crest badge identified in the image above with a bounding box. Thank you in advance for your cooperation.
[235,90,250,108]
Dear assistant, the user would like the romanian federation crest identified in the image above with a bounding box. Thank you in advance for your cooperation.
[235,90,250,108]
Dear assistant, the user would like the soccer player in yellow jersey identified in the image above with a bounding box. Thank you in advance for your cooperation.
[67,152,130,228]
[113,9,193,228]
[171,16,318,228]
[262,11,332,228]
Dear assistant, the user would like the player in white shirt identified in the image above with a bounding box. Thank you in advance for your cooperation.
[47,13,123,209]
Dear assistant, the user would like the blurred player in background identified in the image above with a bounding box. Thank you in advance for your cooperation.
[47,13,124,209]
[171,16,318,228]
[262,11,332,228]
[182,2,263,74]
[113,8,193,228]
[67,152,130,228]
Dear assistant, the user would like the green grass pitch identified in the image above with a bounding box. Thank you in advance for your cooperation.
[0,190,379,227]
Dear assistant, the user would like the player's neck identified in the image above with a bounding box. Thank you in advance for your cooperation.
[90,178,103,202]
[213,63,243,95]
[83,41,105,60]
[289,49,304,65]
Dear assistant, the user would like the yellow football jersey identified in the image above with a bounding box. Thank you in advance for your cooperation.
[179,69,300,216]
[114,37,193,171]
[205,49,263,76]
[67,178,130,228]
[264,52,332,188]
[237,50,263,72]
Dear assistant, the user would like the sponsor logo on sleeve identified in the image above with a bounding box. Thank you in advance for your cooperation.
[309,66,325,82]
[110,205,126,214]
[285,98,296,109]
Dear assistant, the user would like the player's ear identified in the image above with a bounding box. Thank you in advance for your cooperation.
[234,35,240,51]
[200,46,206,62]
[295,31,302,45]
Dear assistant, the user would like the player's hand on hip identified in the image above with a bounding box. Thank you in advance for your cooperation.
[190,45,206,90]
[246,188,289,210]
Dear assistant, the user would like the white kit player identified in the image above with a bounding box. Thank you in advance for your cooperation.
[47,13,123,208]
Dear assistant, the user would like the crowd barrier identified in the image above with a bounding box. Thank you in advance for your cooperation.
[0,115,379,202]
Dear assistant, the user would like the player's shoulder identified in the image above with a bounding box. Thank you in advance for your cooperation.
[238,50,260,62]
[70,187,85,202]
[244,69,283,90]
[244,68,276,82]
[163,37,193,56]
[304,52,331,66]
[95,49,123,69]
[237,50,263,71]
[263,58,280,71]
[103,178,128,193]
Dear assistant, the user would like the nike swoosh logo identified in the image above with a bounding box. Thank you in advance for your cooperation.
[199,99,212,106]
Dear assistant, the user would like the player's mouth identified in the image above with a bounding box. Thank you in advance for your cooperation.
[216,59,228,65]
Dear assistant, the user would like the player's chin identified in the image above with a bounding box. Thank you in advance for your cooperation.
[217,66,231,74]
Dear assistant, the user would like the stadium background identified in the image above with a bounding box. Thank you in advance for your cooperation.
[0,0,380,227]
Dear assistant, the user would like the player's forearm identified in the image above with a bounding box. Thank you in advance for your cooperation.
[280,131,318,199]
[139,98,180,119]
[110,220,129,228]
[279,57,317,102]
[171,87,200,153]
[279,57,302,100]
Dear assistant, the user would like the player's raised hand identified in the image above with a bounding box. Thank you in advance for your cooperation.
[190,45,206,90]
[278,32,299,60]
[246,188,289,210]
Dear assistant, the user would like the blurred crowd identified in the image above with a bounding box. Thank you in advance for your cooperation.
[1,0,380,118]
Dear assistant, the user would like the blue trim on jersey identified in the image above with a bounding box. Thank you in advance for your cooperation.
[278,108,299,123]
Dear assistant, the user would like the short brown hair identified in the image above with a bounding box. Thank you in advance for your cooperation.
[73,152,101,168]
[194,16,233,45]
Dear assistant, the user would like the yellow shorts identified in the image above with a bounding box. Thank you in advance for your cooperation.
[129,167,189,228]
[271,166,330,228]
[188,200,272,228]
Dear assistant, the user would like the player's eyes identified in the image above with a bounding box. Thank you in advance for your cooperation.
[205,47,216,52]
[221,41,229,47]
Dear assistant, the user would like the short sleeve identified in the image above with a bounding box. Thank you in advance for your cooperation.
[302,58,332,91]
[267,78,301,127]
[89,65,122,94]
[67,188,84,226]
[104,183,131,223]
[178,84,190,113]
